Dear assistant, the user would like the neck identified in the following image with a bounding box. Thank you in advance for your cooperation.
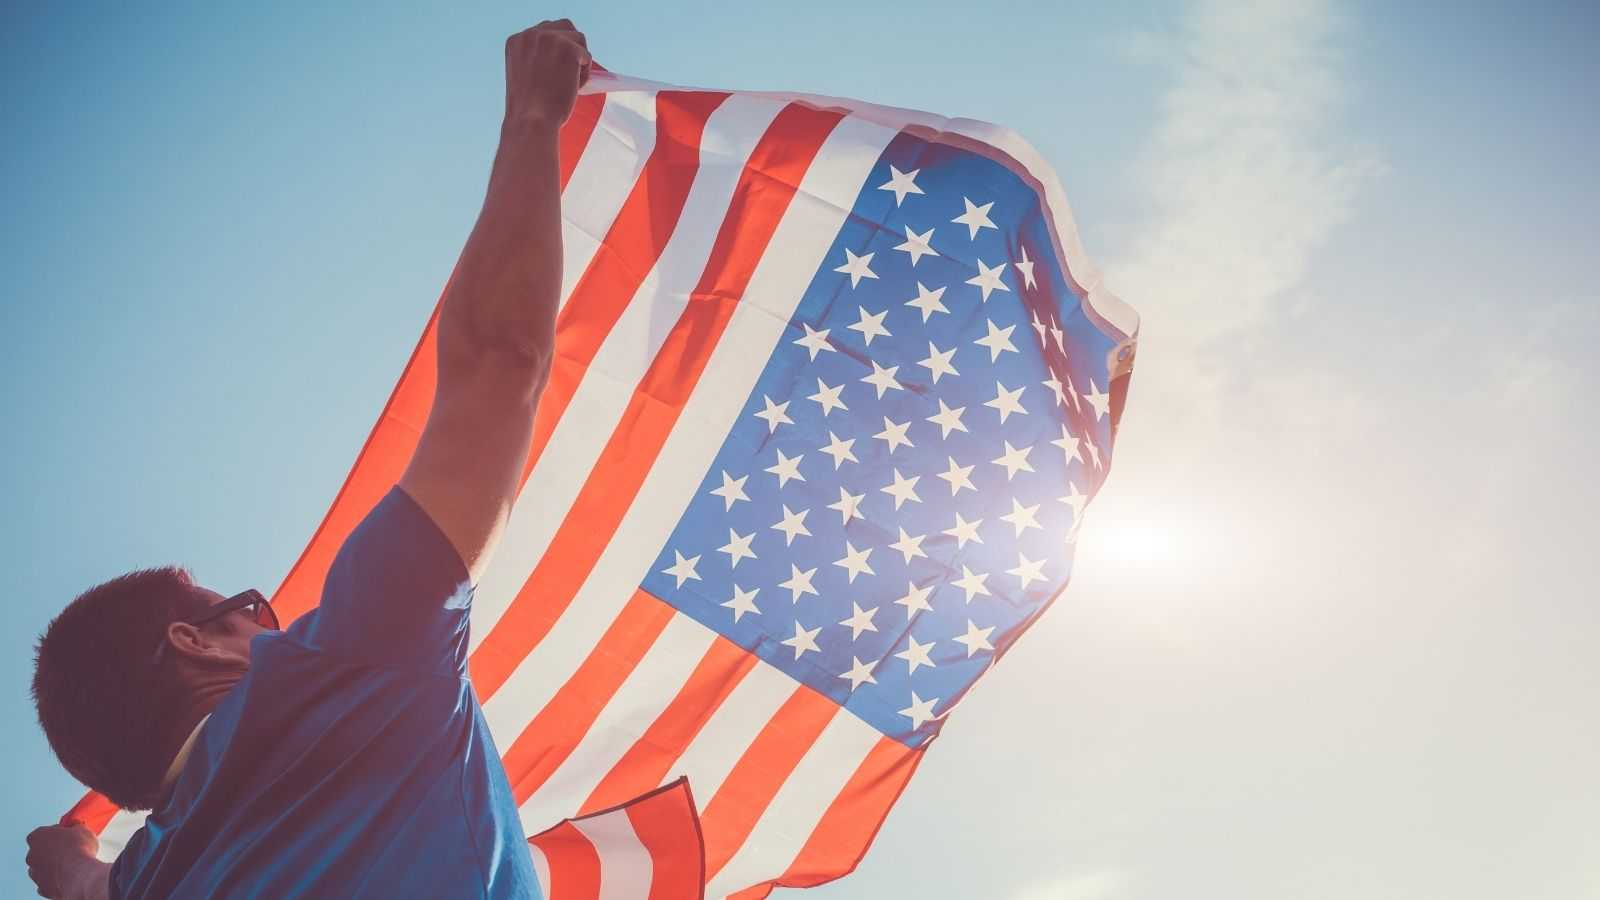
[157,670,242,778]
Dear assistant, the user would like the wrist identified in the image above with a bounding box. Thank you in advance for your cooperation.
[499,114,563,146]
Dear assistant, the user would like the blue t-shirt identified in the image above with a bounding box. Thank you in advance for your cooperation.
[111,486,540,899]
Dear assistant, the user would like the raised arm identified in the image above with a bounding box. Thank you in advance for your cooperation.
[399,20,591,584]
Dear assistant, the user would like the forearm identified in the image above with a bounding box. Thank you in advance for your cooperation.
[436,122,563,379]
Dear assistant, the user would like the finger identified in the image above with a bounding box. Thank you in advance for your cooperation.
[544,18,575,31]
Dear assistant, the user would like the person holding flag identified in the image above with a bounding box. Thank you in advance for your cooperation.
[26,18,591,899]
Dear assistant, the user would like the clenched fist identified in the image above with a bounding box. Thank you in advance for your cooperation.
[504,19,592,132]
[25,822,107,900]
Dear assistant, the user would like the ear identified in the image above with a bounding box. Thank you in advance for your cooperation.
[164,621,241,666]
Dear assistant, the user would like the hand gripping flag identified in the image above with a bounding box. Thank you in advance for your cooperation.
[67,67,1138,898]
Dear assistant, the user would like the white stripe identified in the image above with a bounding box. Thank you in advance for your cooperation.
[470,93,784,658]
[95,808,148,862]
[572,808,655,900]
[476,95,786,734]
[662,663,797,805]
[529,843,553,897]
[469,91,663,643]
[516,613,717,831]
[482,111,896,755]
[557,90,660,313]
[705,711,882,899]
[587,69,1139,342]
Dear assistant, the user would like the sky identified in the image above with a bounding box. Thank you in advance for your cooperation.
[3,1,1597,898]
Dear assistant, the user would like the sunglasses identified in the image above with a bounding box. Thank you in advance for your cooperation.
[149,589,280,666]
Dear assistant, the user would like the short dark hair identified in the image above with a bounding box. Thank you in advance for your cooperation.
[32,566,210,810]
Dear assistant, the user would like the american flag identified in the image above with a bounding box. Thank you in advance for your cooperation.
[69,68,1138,898]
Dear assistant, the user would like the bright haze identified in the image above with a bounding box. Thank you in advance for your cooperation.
[2,2,1595,898]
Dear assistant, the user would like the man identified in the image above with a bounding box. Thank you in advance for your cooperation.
[25,19,591,899]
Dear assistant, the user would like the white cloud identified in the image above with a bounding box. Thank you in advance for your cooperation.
[1011,869,1131,900]
[1108,0,1382,351]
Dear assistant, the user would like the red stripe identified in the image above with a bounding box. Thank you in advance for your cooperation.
[698,686,840,879]
[60,792,119,832]
[559,93,606,187]
[529,821,601,900]
[465,89,728,697]
[624,780,707,900]
[469,102,846,702]
[579,636,759,815]
[497,590,677,805]
[747,737,924,894]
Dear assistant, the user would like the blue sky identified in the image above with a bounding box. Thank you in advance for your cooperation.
[4,2,1596,898]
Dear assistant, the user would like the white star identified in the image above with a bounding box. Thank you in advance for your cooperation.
[917,341,959,383]
[819,431,858,469]
[771,504,811,546]
[1008,552,1048,589]
[1049,423,1082,465]
[833,248,878,288]
[1050,321,1065,355]
[753,394,793,432]
[1042,371,1066,407]
[983,382,1027,423]
[936,456,976,495]
[1082,379,1111,422]
[792,321,835,360]
[943,512,984,548]
[1086,436,1103,469]
[877,164,924,206]
[973,319,1019,362]
[926,398,969,439]
[827,485,866,524]
[764,448,805,488]
[992,440,1035,480]
[953,619,996,657]
[833,542,875,583]
[709,470,749,510]
[660,549,702,588]
[781,621,822,659]
[1065,374,1080,412]
[721,584,761,622]
[779,563,819,601]
[840,655,878,690]
[717,528,757,568]
[847,305,892,346]
[951,564,991,602]
[904,281,949,322]
[807,377,848,417]
[838,601,880,640]
[893,225,939,266]
[965,258,1010,301]
[894,581,935,617]
[889,527,927,563]
[999,497,1043,537]
[1031,309,1048,347]
[860,360,903,399]
[899,691,941,729]
[1016,243,1037,289]
[880,468,922,510]
[896,635,937,674]
[874,417,914,454]
[951,196,997,239]
[1059,481,1088,521]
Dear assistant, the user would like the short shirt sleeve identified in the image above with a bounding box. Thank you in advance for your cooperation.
[289,485,473,676]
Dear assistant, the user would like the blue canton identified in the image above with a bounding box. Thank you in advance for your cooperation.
[640,131,1117,747]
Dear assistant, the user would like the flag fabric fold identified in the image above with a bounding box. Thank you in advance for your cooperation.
[69,67,1137,898]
